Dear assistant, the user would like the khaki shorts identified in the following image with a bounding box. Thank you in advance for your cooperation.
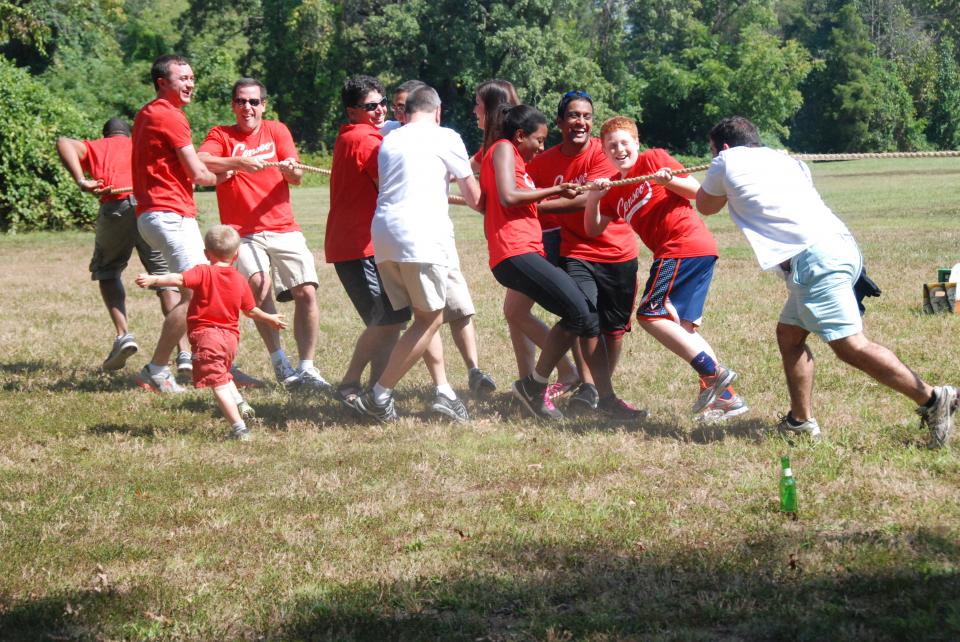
[90,197,169,283]
[442,262,475,322]
[379,261,448,313]
[235,231,319,302]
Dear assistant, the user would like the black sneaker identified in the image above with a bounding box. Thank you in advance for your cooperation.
[597,395,648,420]
[567,383,599,415]
[512,375,563,420]
[353,390,398,423]
[431,394,469,423]
[468,367,497,397]
[333,382,362,409]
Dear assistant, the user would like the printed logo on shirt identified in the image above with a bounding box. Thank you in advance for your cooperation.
[552,171,589,186]
[619,182,653,225]
[523,173,536,189]
[231,141,277,161]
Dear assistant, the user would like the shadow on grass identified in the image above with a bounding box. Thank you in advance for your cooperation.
[274,529,960,641]
[88,422,195,438]
[0,361,141,394]
[689,417,769,444]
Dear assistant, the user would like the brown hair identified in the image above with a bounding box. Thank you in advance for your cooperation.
[477,79,520,154]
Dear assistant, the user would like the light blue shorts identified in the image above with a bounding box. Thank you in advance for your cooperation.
[137,211,207,274]
[780,233,863,342]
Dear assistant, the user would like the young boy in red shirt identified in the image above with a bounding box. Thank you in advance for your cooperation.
[136,225,286,440]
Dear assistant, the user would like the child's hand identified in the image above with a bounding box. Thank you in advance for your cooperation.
[135,273,153,289]
[270,313,287,330]
[651,168,675,185]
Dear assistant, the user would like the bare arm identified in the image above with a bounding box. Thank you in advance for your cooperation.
[652,168,700,200]
[176,145,217,187]
[196,150,265,175]
[492,143,578,207]
[245,307,286,329]
[136,272,184,288]
[455,175,483,212]
[277,157,303,186]
[56,137,101,193]
[583,183,612,237]
[695,188,728,216]
[537,192,589,215]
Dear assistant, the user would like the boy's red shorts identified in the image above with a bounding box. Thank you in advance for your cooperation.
[188,326,238,388]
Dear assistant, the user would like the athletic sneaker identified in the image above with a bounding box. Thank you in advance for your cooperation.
[431,394,470,423]
[237,400,255,420]
[135,365,184,394]
[567,383,599,415]
[353,390,398,423]
[598,395,648,420]
[693,366,738,413]
[297,366,333,393]
[230,366,265,389]
[918,385,959,448]
[274,361,300,387]
[334,383,362,409]
[175,351,193,373]
[512,375,563,420]
[698,394,750,424]
[546,380,579,401]
[776,412,821,440]
[102,334,138,371]
[468,368,497,397]
[229,425,252,441]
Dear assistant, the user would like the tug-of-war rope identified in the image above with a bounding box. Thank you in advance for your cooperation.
[104,149,960,199]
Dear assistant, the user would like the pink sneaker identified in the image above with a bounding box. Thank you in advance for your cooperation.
[545,380,579,401]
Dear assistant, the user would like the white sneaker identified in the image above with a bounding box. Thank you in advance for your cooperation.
[102,334,138,371]
[297,366,332,393]
[919,385,959,448]
[776,412,821,440]
[135,365,184,394]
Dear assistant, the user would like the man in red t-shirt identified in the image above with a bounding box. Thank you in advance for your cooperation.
[198,77,330,392]
[132,54,218,394]
[57,118,190,372]
[326,74,411,403]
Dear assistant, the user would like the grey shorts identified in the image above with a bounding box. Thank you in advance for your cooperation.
[90,197,169,282]
[137,210,207,274]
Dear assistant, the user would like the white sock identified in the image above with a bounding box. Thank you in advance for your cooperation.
[299,359,314,372]
[232,420,246,430]
[270,349,287,367]
[372,382,392,404]
[436,384,456,400]
[531,370,548,384]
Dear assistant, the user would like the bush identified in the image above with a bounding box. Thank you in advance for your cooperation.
[0,55,97,232]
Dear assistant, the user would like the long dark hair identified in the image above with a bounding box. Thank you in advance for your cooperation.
[500,105,547,143]
[477,79,520,154]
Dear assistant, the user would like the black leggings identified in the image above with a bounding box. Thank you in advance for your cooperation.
[492,252,600,338]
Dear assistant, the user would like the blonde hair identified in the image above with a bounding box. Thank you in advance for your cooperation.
[600,116,639,143]
[204,224,240,261]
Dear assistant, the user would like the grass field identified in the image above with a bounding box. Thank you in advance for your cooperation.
[2,157,960,640]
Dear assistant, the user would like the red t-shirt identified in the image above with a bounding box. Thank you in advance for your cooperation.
[82,136,133,204]
[182,264,255,337]
[527,138,637,263]
[479,140,543,269]
[325,123,381,263]
[199,120,301,236]
[599,148,717,259]
[132,97,196,217]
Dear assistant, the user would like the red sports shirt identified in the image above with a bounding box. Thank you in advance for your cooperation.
[528,138,637,263]
[325,123,381,263]
[182,264,255,338]
[132,97,196,217]
[199,120,301,236]
[479,140,544,269]
[599,148,717,259]
[82,136,133,204]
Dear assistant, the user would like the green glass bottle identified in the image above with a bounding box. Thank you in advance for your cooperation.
[780,456,797,515]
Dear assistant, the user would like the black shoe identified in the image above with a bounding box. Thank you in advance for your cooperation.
[567,383,599,415]
[353,390,398,423]
[431,394,469,423]
[512,375,563,420]
[468,367,497,397]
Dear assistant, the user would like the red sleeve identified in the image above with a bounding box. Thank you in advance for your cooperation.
[198,127,227,156]
[587,144,618,181]
[274,122,299,162]
[651,148,686,177]
[80,140,94,174]
[164,108,193,150]
[181,264,203,291]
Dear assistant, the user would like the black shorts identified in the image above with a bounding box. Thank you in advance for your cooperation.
[334,257,412,327]
[492,252,600,338]
[560,256,638,336]
[542,227,561,266]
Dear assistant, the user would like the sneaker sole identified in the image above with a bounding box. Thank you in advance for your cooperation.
[693,369,739,413]
[431,403,469,424]
[134,377,182,394]
[103,344,138,371]
[698,404,750,424]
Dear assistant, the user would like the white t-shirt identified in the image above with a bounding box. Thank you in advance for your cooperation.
[372,120,473,265]
[700,146,850,271]
[379,120,402,136]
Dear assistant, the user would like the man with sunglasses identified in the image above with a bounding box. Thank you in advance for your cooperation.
[326,74,410,404]
[197,78,331,392]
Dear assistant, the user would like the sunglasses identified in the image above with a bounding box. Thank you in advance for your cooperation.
[356,98,388,111]
[562,89,592,101]
[234,98,263,107]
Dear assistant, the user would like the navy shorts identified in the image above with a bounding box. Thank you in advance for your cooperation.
[560,256,638,336]
[334,257,412,327]
[637,256,716,326]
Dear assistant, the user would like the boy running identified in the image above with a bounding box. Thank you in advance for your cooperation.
[136,225,286,440]
[585,116,746,421]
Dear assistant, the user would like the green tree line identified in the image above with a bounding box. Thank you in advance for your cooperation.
[3,0,960,230]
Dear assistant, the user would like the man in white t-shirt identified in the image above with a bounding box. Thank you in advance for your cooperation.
[352,85,483,422]
[696,115,957,447]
